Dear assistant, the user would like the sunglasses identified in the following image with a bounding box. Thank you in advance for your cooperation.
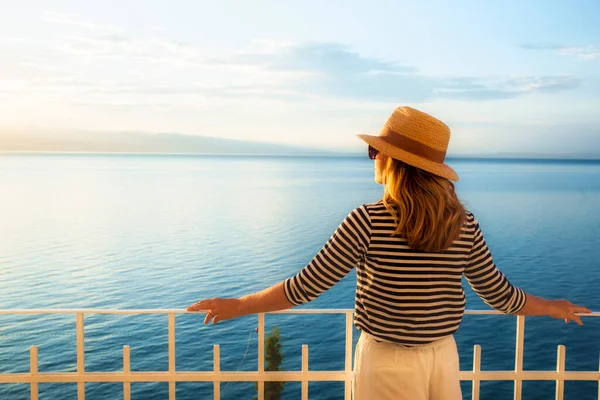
[368,145,379,160]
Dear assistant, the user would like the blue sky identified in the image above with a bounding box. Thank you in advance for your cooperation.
[1,0,599,156]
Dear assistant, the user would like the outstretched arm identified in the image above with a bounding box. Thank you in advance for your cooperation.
[186,282,293,324]
[516,292,591,326]
[465,215,591,324]
[187,206,371,324]
[463,216,527,314]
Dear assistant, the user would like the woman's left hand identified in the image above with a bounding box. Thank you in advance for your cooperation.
[186,298,244,324]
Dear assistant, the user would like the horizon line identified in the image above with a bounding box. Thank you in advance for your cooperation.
[1,150,600,162]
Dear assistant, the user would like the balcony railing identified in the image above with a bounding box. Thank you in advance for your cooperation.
[0,309,599,400]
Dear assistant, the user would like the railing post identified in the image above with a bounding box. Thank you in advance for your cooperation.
[168,313,176,400]
[301,345,309,400]
[123,346,131,400]
[472,345,481,400]
[556,345,565,400]
[345,311,353,400]
[76,312,85,400]
[30,346,38,400]
[257,313,265,400]
[514,315,525,400]
[213,345,220,400]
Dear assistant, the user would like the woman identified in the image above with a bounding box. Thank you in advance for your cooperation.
[187,106,591,400]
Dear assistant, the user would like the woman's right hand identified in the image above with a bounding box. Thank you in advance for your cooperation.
[546,299,592,325]
[186,298,245,324]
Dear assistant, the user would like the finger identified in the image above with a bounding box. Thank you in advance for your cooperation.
[573,306,593,314]
[204,311,213,325]
[572,314,584,326]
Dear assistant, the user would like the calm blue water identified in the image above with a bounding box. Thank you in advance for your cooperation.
[1,154,599,400]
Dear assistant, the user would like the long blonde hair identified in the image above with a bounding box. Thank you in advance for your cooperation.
[381,157,467,252]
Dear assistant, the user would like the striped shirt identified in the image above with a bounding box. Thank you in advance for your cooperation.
[283,201,526,347]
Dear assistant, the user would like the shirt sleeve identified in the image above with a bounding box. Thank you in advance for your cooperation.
[283,205,371,306]
[464,214,526,314]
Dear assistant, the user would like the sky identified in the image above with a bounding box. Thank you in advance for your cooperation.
[0,0,599,156]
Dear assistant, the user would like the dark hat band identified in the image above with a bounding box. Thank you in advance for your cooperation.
[380,129,447,164]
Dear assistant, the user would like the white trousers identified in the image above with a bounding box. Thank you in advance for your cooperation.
[352,332,462,400]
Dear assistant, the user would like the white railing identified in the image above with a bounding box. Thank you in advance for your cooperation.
[0,309,599,400]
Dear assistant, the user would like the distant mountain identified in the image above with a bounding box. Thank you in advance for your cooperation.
[1,129,598,160]
[0,129,340,155]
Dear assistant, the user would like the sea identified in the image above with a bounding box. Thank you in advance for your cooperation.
[1,153,599,400]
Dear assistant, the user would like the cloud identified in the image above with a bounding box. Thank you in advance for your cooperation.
[209,42,581,102]
[432,76,580,101]
[223,42,415,75]
[521,43,600,61]
[42,12,122,34]
[520,43,565,50]
[1,12,583,108]
[506,76,581,92]
[65,99,175,111]
[435,88,518,101]
[51,33,204,66]
[557,46,600,61]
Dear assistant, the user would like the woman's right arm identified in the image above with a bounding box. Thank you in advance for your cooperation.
[186,205,371,324]
[186,282,293,324]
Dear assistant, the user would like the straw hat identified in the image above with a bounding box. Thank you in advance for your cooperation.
[357,106,459,181]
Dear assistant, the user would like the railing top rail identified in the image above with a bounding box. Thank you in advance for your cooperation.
[0,309,598,316]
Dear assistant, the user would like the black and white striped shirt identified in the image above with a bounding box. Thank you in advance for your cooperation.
[283,201,526,347]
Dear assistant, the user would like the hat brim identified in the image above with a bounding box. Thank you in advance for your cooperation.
[357,134,459,182]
